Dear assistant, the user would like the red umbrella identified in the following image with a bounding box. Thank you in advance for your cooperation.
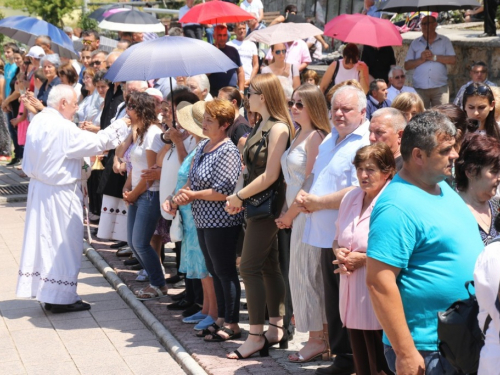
[324,14,402,47]
[179,1,254,24]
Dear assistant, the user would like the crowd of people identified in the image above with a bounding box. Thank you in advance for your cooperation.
[7,4,500,375]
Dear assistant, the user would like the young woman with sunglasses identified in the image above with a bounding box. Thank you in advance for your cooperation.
[275,84,331,363]
[261,43,300,89]
[462,82,500,142]
[226,73,294,360]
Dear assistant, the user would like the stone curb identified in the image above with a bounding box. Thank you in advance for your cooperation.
[0,194,27,203]
[83,241,208,375]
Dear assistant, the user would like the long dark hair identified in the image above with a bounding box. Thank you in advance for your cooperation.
[462,82,500,142]
[128,91,158,146]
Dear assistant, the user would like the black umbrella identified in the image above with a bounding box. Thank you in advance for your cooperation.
[378,0,480,13]
[88,4,131,23]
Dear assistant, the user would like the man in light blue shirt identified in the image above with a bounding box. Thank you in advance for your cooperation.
[404,16,456,108]
[367,111,483,375]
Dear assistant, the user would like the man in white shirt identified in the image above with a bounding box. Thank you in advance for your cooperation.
[240,0,263,22]
[179,0,203,40]
[386,66,417,102]
[295,86,370,375]
[17,85,123,313]
[227,22,259,90]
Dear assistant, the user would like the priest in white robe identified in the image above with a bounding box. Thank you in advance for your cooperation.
[16,85,125,313]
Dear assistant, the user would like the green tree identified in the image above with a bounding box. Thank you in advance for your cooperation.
[5,0,79,27]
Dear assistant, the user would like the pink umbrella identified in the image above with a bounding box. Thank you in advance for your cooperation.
[103,8,131,19]
[324,14,402,48]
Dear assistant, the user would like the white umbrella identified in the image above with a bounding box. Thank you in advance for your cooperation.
[245,22,323,45]
[98,8,164,33]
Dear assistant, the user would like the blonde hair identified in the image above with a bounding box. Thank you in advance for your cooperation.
[250,73,295,138]
[490,86,500,122]
[302,69,319,85]
[292,84,331,135]
[391,92,425,113]
[326,79,363,105]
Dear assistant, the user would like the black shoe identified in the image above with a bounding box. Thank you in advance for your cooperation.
[44,303,52,311]
[124,257,139,266]
[6,157,20,167]
[165,274,184,284]
[182,303,202,317]
[50,300,91,314]
[110,241,128,249]
[172,279,185,289]
[478,32,496,38]
[130,263,143,271]
[315,362,355,375]
[116,247,133,257]
[167,299,194,310]
[171,291,186,301]
[267,323,289,349]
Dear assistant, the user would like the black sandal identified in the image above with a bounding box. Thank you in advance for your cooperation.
[195,322,219,338]
[267,323,289,349]
[227,332,269,360]
[204,327,242,342]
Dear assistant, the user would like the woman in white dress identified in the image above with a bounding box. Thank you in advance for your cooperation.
[275,84,331,362]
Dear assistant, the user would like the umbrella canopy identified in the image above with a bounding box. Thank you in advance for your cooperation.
[324,14,402,48]
[245,22,323,45]
[103,8,131,19]
[179,1,254,24]
[379,0,480,12]
[0,16,78,59]
[98,8,164,33]
[105,36,238,82]
[88,4,131,23]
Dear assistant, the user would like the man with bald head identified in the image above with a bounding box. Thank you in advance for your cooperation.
[404,15,456,108]
[369,107,407,170]
[17,85,122,314]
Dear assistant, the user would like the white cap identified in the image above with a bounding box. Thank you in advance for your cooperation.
[145,87,163,101]
[26,46,45,59]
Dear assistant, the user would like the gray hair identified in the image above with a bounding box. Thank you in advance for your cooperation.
[91,49,108,58]
[168,27,183,36]
[36,35,52,46]
[63,26,73,34]
[126,80,148,90]
[47,84,75,108]
[400,111,456,162]
[331,85,367,113]
[40,53,61,68]
[388,66,405,79]
[371,107,407,132]
[277,76,293,100]
[188,74,210,94]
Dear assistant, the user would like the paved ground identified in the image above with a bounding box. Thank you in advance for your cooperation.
[0,198,187,374]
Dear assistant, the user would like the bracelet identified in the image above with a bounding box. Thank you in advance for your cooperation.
[236,191,245,202]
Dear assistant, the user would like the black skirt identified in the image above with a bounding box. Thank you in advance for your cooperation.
[97,149,127,199]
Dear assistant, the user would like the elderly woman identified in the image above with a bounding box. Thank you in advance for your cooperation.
[320,43,369,94]
[37,54,62,107]
[226,73,294,359]
[391,92,425,122]
[174,99,244,340]
[456,134,500,245]
[333,143,396,375]
[261,43,300,90]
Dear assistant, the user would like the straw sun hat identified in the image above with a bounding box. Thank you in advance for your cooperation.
[176,101,208,139]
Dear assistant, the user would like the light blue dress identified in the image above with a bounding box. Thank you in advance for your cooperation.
[176,150,209,279]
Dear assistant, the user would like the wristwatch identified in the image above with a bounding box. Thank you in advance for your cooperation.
[433,55,437,62]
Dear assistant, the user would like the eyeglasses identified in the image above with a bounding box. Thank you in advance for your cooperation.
[274,49,286,55]
[393,75,405,79]
[82,40,93,45]
[127,104,137,110]
[288,100,305,110]
[464,84,492,96]
[90,61,103,67]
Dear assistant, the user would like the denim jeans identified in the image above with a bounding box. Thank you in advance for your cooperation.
[127,191,163,288]
[384,345,460,374]
[197,226,241,323]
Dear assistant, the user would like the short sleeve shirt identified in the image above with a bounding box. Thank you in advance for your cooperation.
[208,45,242,96]
[240,0,263,15]
[405,34,455,89]
[189,139,243,228]
[130,125,163,191]
[227,39,257,80]
[367,174,484,351]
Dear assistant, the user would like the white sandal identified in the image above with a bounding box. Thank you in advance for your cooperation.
[136,285,169,301]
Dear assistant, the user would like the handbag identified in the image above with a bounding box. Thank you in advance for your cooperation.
[170,211,183,242]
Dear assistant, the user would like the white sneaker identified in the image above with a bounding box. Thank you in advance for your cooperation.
[136,269,149,282]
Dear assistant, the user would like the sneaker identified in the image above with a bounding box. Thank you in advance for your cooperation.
[172,279,185,289]
[182,311,207,324]
[165,274,185,284]
[135,269,149,282]
[194,315,216,330]
[6,157,20,167]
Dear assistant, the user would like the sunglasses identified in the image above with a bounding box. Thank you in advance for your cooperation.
[82,40,93,45]
[464,84,492,96]
[90,61,103,66]
[274,49,286,55]
[393,75,405,79]
[288,100,305,110]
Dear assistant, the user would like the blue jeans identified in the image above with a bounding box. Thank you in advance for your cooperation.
[127,191,163,287]
[384,345,460,374]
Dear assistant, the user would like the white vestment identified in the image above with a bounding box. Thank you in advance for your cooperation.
[16,107,124,304]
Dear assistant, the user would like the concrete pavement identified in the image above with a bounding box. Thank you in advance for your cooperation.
[0,199,187,375]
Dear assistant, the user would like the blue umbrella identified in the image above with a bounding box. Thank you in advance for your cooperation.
[105,36,238,82]
[0,16,78,59]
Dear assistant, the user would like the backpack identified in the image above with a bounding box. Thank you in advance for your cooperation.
[437,280,492,374]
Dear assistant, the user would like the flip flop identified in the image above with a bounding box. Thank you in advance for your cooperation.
[136,285,169,301]
[204,327,242,342]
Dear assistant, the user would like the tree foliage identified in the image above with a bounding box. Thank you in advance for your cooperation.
[5,0,79,27]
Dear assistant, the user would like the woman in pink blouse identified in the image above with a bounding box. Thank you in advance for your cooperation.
[333,143,396,375]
